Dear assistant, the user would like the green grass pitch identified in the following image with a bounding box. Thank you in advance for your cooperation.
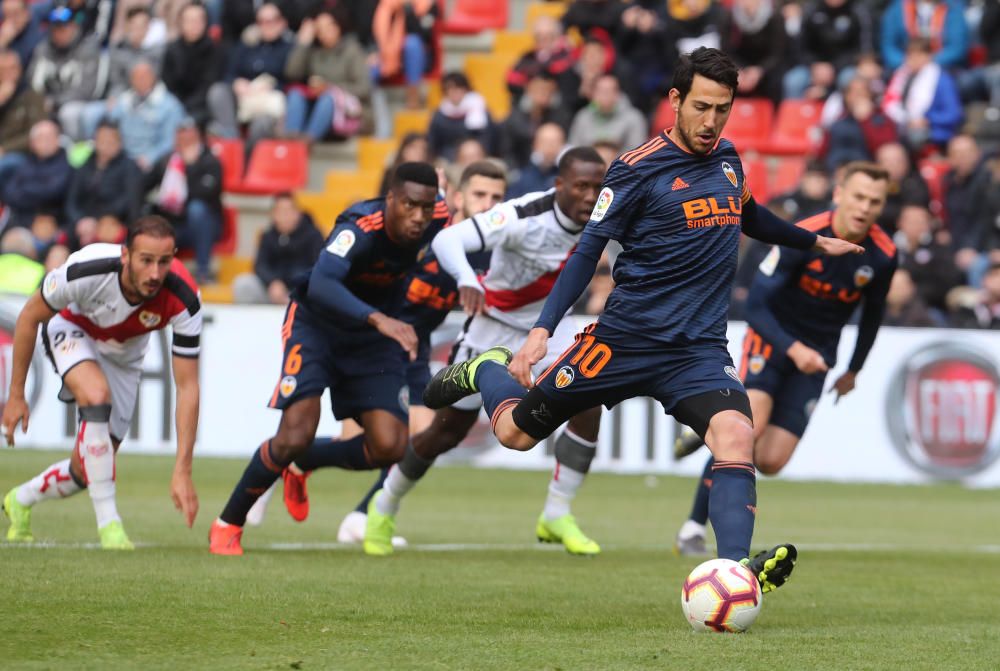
[2,449,999,670]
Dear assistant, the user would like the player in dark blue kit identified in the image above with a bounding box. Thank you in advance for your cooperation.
[423,48,864,591]
[266,162,507,542]
[674,161,897,555]
[209,162,446,555]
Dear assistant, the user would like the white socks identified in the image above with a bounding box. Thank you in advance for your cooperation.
[679,519,707,541]
[375,465,416,516]
[543,430,596,521]
[78,407,121,530]
[16,458,83,506]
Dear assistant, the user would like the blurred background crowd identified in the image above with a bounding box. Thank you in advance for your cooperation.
[0,0,997,329]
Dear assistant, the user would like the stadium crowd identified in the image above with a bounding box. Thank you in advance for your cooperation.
[0,0,998,329]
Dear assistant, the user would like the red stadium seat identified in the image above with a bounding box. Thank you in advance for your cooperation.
[238,140,308,195]
[722,98,773,154]
[208,137,244,192]
[918,158,950,218]
[771,157,807,197]
[767,100,823,156]
[742,157,770,204]
[442,0,508,34]
[650,98,676,136]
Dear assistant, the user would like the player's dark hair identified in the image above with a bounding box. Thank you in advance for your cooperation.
[839,161,889,184]
[391,161,439,190]
[558,146,605,176]
[127,215,176,248]
[458,160,507,189]
[126,5,151,20]
[671,48,739,101]
[272,191,296,205]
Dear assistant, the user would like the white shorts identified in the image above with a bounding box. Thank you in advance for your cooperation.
[43,314,141,441]
[449,314,578,411]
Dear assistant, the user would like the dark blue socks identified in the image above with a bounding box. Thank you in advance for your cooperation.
[221,441,288,526]
[475,361,527,420]
[708,460,757,561]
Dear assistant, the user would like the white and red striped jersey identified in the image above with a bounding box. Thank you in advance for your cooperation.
[40,243,202,364]
[437,189,582,331]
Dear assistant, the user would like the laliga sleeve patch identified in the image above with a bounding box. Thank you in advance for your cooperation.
[759,246,780,276]
[44,273,58,295]
[327,229,356,257]
[485,210,507,230]
[590,187,614,221]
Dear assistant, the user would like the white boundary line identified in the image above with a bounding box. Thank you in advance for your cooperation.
[3,541,1000,553]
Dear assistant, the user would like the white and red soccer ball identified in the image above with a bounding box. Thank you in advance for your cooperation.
[680,558,762,632]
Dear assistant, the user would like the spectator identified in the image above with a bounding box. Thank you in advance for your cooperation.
[768,160,832,221]
[883,268,938,327]
[146,119,223,283]
[969,152,1000,269]
[501,71,571,169]
[284,7,370,142]
[44,0,116,45]
[506,15,574,103]
[722,0,787,103]
[616,2,669,104]
[893,204,963,314]
[783,0,875,101]
[108,0,169,47]
[562,0,625,38]
[428,71,492,161]
[233,193,323,304]
[661,0,725,74]
[452,137,488,171]
[507,122,566,198]
[28,207,67,260]
[108,60,184,171]
[883,38,963,150]
[819,53,886,126]
[372,0,438,109]
[942,134,990,283]
[821,75,899,171]
[0,227,45,293]
[558,32,638,114]
[107,6,165,98]
[0,0,43,67]
[0,119,71,230]
[0,49,45,167]
[567,74,646,152]
[951,263,1000,329]
[161,2,224,124]
[592,139,620,167]
[957,0,1000,106]
[65,120,141,248]
[378,132,431,196]
[880,0,969,72]
[875,141,930,233]
[208,2,293,143]
[27,6,105,141]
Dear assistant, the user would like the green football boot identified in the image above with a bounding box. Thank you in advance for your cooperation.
[536,514,601,556]
[3,487,34,543]
[422,346,513,409]
[363,491,396,556]
[99,520,135,550]
[742,544,797,593]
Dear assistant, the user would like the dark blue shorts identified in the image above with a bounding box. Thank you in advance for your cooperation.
[521,322,746,436]
[267,302,409,421]
[739,327,826,438]
[406,339,433,408]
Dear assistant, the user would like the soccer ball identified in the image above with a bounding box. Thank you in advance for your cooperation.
[680,558,762,633]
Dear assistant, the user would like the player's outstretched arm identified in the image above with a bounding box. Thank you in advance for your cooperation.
[836,257,898,401]
[743,198,862,256]
[431,217,489,315]
[2,291,56,446]
[171,354,200,527]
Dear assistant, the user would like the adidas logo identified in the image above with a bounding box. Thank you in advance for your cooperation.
[671,177,690,191]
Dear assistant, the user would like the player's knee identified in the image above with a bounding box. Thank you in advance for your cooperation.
[366,431,407,465]
[495,422,537,452]
[271,427,316,461]
[707,414,754,462]
[566,407,601,442]
[754,454,787,476]
[74,386,112,408]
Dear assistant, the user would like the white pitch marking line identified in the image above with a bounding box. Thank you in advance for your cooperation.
[3,541,1000,553]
